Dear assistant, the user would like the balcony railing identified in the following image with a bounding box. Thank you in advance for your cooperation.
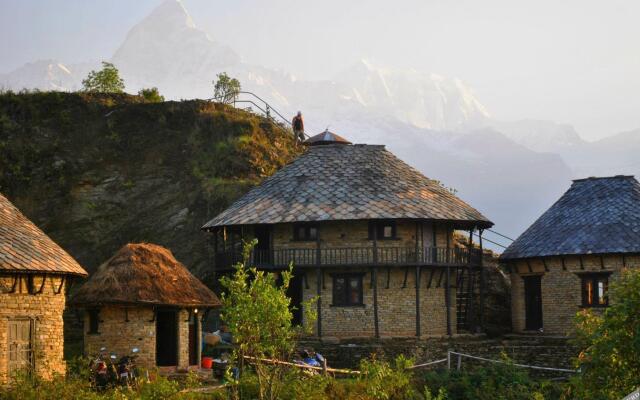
[215,246,482,270]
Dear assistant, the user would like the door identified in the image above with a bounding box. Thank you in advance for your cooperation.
[156,311,178,366]
[287,273,304,326]
[8,319,34,377]
[524,276,543,331]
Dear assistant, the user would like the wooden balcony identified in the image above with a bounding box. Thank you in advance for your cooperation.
[215,246,482,270]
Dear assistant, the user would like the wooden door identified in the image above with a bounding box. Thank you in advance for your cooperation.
[524,276,543,331]
[8,319,33,377]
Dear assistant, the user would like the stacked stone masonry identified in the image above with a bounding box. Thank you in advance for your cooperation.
[0,274,67,383]
[510,254,640,335]
[83,306,195,370]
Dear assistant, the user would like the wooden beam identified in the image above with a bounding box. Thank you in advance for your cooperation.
[436,269,444,288]
[316,267,322,338]
[600,256,605,270]
[542,258,549,272]
[623,254,627,268]
[579,256,584,270]
[386,267,391,289]
[373,267,379,339]
[479,229,485,333]
[526,260,533,273]
[561,257,566,271]
[415,266,421,337]
[54,276,65,294]
[445,266,451,336]
[402,267,409,288]
[427,268,435,288]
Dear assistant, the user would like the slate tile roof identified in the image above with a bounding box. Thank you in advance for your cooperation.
[203,144,493,228]
[0,193,87,276]
[501,175,640,260]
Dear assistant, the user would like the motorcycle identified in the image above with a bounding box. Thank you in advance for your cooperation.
[89,347,117,390]
[116,347,140,386]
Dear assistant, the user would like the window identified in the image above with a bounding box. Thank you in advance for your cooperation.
[332,274,364,306]
[368,221,397,240]
[581,274,609,307]
[88,309,100,334]
[293,223,318,241]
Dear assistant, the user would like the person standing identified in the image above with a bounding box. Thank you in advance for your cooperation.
[292,111,305,142]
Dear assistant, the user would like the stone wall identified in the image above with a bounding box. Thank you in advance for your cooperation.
[82,306,194,370]
[0,274,67,383]
[302,268,456,339]
[301,335,577,377]
[509,254,640,335]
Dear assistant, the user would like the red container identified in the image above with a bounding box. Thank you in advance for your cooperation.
[201,357,213,369]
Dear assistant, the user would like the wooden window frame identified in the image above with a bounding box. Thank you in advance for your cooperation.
[368,220,398,240]
[580,273,610,308]
[331,273,364,307]
[292,223,319,242]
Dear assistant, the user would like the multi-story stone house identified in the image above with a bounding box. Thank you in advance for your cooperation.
[501,175,640,335]
[203,131,493,339]
[0,193,88,382]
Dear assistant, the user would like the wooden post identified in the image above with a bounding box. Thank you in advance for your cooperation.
[372,225,380,338]
[457,353,462,371]
[196,312,203,368]
[447,350,451,370]
[479,229,485,333]
[316,230,322,338]
[415,266,421,337]
[445,265,451,336]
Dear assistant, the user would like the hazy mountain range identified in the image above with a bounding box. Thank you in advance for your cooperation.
[1,0,638,247]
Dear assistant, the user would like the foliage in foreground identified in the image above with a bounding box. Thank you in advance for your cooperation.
[568,268,640,399]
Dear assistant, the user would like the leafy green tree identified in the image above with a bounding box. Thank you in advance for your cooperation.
[213,72,241,104]
[569,268,640,399]
[82,62,125,93]
[138,87,164,103]
[220,240,316,400]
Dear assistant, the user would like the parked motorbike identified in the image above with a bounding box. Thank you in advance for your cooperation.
[89,347,117,390]
[295,349,327,375]
[116,347,140,386]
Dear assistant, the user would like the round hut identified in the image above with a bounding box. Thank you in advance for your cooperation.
[70,243,220,370]
[0,193,88,382]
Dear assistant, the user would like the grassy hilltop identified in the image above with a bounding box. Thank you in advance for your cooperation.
[0,91,300,276]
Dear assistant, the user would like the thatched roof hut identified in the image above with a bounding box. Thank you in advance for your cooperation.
[70,243,219,308]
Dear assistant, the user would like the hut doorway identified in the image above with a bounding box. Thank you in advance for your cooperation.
[156,310,178,366]
[8,318,34,377]
[254,225,272,264]
[523,276,543,331]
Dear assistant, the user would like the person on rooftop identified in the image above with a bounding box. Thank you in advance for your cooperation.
[292,111,305,142]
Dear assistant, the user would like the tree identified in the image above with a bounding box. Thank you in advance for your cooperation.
[138,87,164,103]
[219,240,316,400]
[82,62,125,93]
[569,268,640,399]
[213,72,241,104]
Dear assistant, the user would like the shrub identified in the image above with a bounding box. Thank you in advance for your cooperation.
[138,87,164,103]
[82,62,125,93]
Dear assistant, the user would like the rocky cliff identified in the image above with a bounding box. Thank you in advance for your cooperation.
[0,91,300,279]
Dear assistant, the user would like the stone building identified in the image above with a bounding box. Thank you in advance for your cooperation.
[0,193,88,382]
[70,243,220,370]
[203,131,493,340]
[501,175,640,335]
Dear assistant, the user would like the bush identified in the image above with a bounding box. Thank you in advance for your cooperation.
[82,62,125,93]
[138,87,164,103]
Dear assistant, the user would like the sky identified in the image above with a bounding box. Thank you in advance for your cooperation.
[1,0,639,141]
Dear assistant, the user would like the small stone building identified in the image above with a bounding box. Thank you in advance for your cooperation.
[70,243,220,370]
[501,175,640,335]
[0,193,88,382]
[203,131,493,340]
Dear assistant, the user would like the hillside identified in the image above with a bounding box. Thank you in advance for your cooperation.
[0,91,301,279]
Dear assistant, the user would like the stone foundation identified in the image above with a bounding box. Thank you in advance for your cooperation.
[301,335,577,377]
[0,274,67,383]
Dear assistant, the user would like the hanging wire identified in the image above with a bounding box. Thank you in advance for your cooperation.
[473,232,508,249]
[486,229,515,242]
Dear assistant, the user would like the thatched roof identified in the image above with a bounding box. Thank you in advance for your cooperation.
[70,243,220,308]
[203,143,492,229]
[0,193,87,276]
[501,175,640,260]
